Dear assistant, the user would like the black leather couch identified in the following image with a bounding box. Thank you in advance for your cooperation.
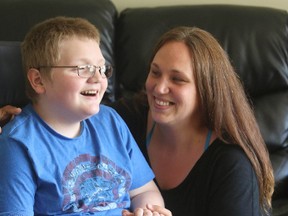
[0,0,287,215]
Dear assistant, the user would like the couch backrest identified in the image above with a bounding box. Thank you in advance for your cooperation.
[116,4,288,150]
[0,0,117,106]
[116,5,288,98]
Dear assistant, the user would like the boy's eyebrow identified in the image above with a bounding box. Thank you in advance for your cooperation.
[97,59,106,65]
[75,58,106,65]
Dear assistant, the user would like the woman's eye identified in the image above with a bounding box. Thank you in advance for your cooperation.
[172,77,185,82]
[150,70,160,77]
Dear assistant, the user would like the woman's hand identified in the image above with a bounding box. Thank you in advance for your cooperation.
[0,105,21,133]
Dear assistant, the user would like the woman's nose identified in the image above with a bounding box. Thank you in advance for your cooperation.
[154,78,169,94]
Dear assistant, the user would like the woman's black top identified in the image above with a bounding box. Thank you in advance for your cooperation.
[111,98,261,216]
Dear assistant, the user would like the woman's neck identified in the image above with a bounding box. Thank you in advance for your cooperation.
[148,115,207,149]
[146,115,212,189]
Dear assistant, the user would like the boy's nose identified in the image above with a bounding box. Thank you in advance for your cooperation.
[88,70,102,83]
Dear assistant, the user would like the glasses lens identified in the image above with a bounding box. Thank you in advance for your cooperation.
[98,65,113,78]
[103,65,113,78]
[77,65,113,78]
[77,65,94,78]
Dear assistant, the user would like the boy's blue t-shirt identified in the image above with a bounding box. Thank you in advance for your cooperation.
[0,104,154,215]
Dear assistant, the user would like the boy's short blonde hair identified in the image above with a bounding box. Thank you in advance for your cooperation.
[21,16,101,101]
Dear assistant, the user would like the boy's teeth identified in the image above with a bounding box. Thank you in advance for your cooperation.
[82,90,97,95]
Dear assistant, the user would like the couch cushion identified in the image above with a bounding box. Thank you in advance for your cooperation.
[0,0,117,103]
[0,41,27,107]
[254,92,288,151]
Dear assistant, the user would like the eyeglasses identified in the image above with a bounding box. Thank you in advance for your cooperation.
[38,64,113,78]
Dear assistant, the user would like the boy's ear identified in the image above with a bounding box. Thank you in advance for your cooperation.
[27,68,46,94]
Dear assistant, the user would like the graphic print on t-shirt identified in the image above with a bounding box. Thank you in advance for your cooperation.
[62,154,131,213]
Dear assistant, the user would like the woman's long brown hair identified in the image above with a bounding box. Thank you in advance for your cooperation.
[150,26,274,213]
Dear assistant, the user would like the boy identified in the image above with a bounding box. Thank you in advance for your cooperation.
[0,16,168,215]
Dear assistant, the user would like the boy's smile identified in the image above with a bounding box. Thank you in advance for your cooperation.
[33,37,108,126]
[80,90,98,96]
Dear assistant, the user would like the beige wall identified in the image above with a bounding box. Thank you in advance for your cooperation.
[111,0,288,12]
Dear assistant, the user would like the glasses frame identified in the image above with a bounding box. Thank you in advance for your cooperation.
[38,64,113,78]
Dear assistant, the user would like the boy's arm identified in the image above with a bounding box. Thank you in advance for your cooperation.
[124,180,172,216]
[130,180,164,210]
[0,105,21,132]
[0,138,35,214]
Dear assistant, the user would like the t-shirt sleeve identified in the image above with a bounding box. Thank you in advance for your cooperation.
[108,106,155,190]
[127,135,155,190]
[0,137,35,215]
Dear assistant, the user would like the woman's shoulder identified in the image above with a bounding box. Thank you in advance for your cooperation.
[109,95,149,125]
[205,139,254,173]
[111,95,148,114]
[209,139,247,157]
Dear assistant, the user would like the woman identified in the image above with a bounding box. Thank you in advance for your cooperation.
[0,27,274,216]
[115,26,274,216]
